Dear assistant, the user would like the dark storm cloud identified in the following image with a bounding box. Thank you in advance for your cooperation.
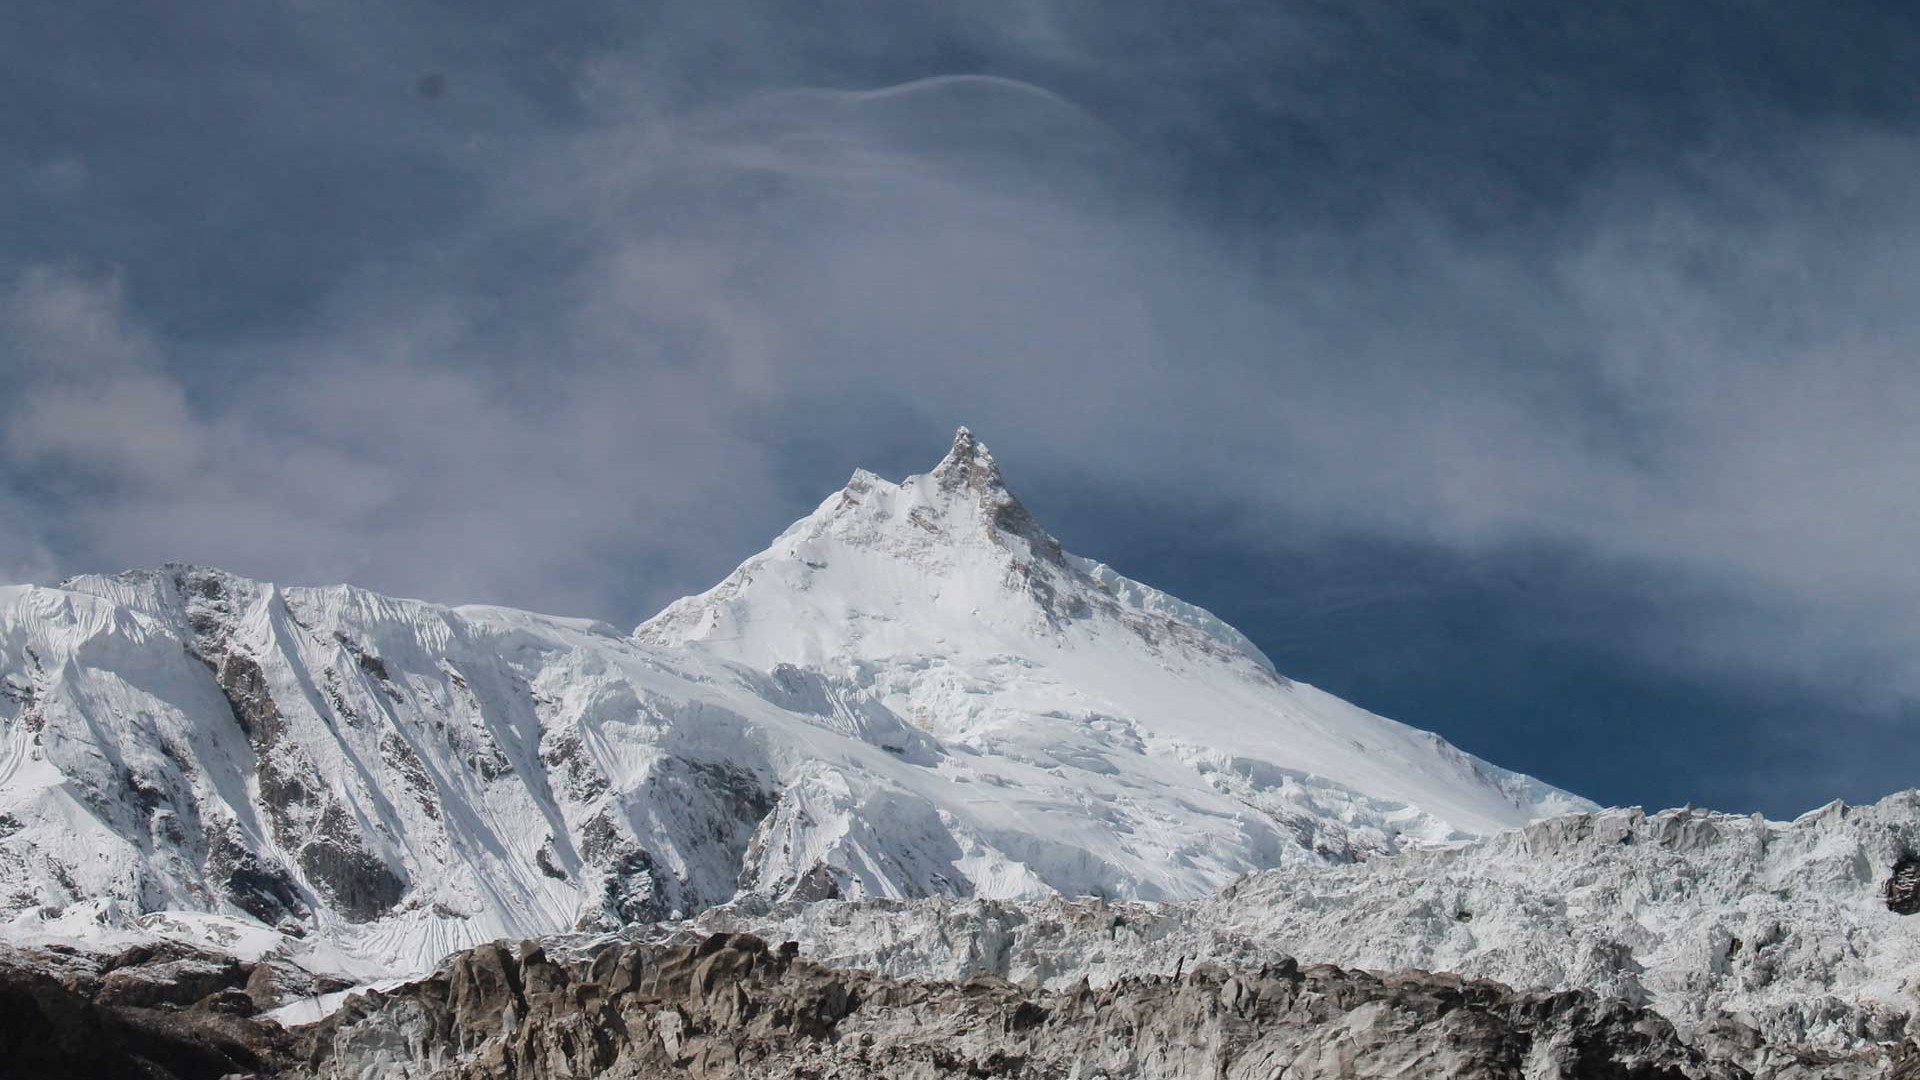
[4,0,1919,811]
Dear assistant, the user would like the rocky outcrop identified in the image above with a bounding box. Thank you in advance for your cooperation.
[289,934,1784,1080]
[215,647,408,924]
[1887,853,1920,915]
[0,943,295,1080]
[1,930,1901,1079]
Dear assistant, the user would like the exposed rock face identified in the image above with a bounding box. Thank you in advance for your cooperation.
[1,931,1905,1079]
[215,645,407,924]
[94,944,249,1010]
[1887,853,1920,915]
[0,943,294,1080]
[291,935,1767,1080]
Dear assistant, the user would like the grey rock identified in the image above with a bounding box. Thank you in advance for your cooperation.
[286,936,1793,1080]
[0,943,294,1079]
[1886,853,1920,915]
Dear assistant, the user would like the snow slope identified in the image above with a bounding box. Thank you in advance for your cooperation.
[640,428,1586,852]
[0,428,1583,976]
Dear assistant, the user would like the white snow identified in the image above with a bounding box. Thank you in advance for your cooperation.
[265,978,414,1028]
[0,428,1584,986]
[640,428,1586,848]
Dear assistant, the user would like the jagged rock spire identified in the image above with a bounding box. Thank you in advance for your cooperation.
[925,427,1064,566]
[931,426,1006,495]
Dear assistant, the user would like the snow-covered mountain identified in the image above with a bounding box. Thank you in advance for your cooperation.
[0,428,1584,975]
[640,428,1584,850]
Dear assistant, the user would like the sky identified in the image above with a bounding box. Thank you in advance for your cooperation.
[4,0,1920,817]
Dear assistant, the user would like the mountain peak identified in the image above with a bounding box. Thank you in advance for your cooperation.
[930,425,1004,497]
[919,427,1062,565]
[643,428,1292,677]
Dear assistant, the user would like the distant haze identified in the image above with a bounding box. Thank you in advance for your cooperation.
[4,1,1919,815]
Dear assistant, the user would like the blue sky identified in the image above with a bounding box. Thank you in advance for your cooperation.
[5,0,1920,815]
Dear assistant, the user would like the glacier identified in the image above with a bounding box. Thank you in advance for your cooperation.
[683,795,1920,1061]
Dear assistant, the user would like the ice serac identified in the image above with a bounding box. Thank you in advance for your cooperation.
[640,427,1590,858]
[0,428,1584,980]
[680,793,1920,1073]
